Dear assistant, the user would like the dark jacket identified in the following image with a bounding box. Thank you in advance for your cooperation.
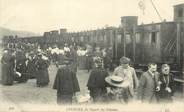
[87,68,109,102]
[27,58,37,78]
[69,50,78,73]
[86,51,94,70]
[53,66,80,95]
[35,58,50,86]
[137,71,160,103]
[158,73,175,102]
[103,55,112,69]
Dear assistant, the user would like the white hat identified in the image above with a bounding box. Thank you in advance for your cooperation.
[3,50,9,54]
[105,76,129,88]
[42,55,48,60]
[15,71,22,77]
[76,94,90,103]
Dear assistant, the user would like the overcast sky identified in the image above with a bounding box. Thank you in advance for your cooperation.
[0,0,184,34]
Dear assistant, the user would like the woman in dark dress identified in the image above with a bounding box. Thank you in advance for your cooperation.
[35,53,50,87]
[1,50,15,85]
[15,50,28,83]
[158,64,175,103]
[86,50,94,72]
[27,53,37,79]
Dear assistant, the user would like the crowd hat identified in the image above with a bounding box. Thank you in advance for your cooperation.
[3,50,8,54]
[105,76,129,88]
[29,51,35,56]
[42,55,48,60]
[93,56,103,66]
[120,56,130,64]
[37,52,42,56]
[93,56,103,63]
[161,64,170,69]
[59,57,73,65]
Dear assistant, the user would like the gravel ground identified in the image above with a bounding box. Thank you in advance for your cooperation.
[0,63,183,111]
[0,65,90,104]
[0,64,91,111]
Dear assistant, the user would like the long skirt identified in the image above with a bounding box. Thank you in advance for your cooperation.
[36,69,49,87]
[1,63,14,85]
[57,93,73,104]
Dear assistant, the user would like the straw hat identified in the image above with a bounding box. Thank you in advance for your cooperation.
[76,94,91,103]
[105,76,129,88]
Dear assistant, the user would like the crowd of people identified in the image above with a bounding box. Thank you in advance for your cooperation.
[87,57,175,104]
[1,45,50,87]
[1,42,175,105]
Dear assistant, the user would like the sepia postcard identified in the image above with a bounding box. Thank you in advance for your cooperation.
[0,0,184,112]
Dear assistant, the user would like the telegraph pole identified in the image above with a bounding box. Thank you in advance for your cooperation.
[150,0,163,21]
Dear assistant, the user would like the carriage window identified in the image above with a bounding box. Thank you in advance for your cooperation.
[125,34,131,44]
[178,8,183,17]
[135,33,141,43]
[93,32,97,42]
[151,32,156,44]
[117,35,121,43]
[80,36,84,42]
[104,35,107,42]
[100,35,103,41]
[83,36,86,42]
[88,36,90,42]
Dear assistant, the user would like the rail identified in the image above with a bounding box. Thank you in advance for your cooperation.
[174,78,184,84]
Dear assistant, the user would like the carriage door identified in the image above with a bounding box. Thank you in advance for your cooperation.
[112,29,123,61]
[124,33,134,61]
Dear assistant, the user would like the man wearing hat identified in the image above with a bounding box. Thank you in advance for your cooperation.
[112,56,138,103]
[53,58,80,104]
[87,57,109,103]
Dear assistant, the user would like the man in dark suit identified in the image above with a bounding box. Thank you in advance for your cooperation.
[137,63,160,103]
[53,58,80,104]
[87,57,109,103]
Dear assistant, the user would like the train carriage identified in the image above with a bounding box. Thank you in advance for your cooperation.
[3,3,184,89]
